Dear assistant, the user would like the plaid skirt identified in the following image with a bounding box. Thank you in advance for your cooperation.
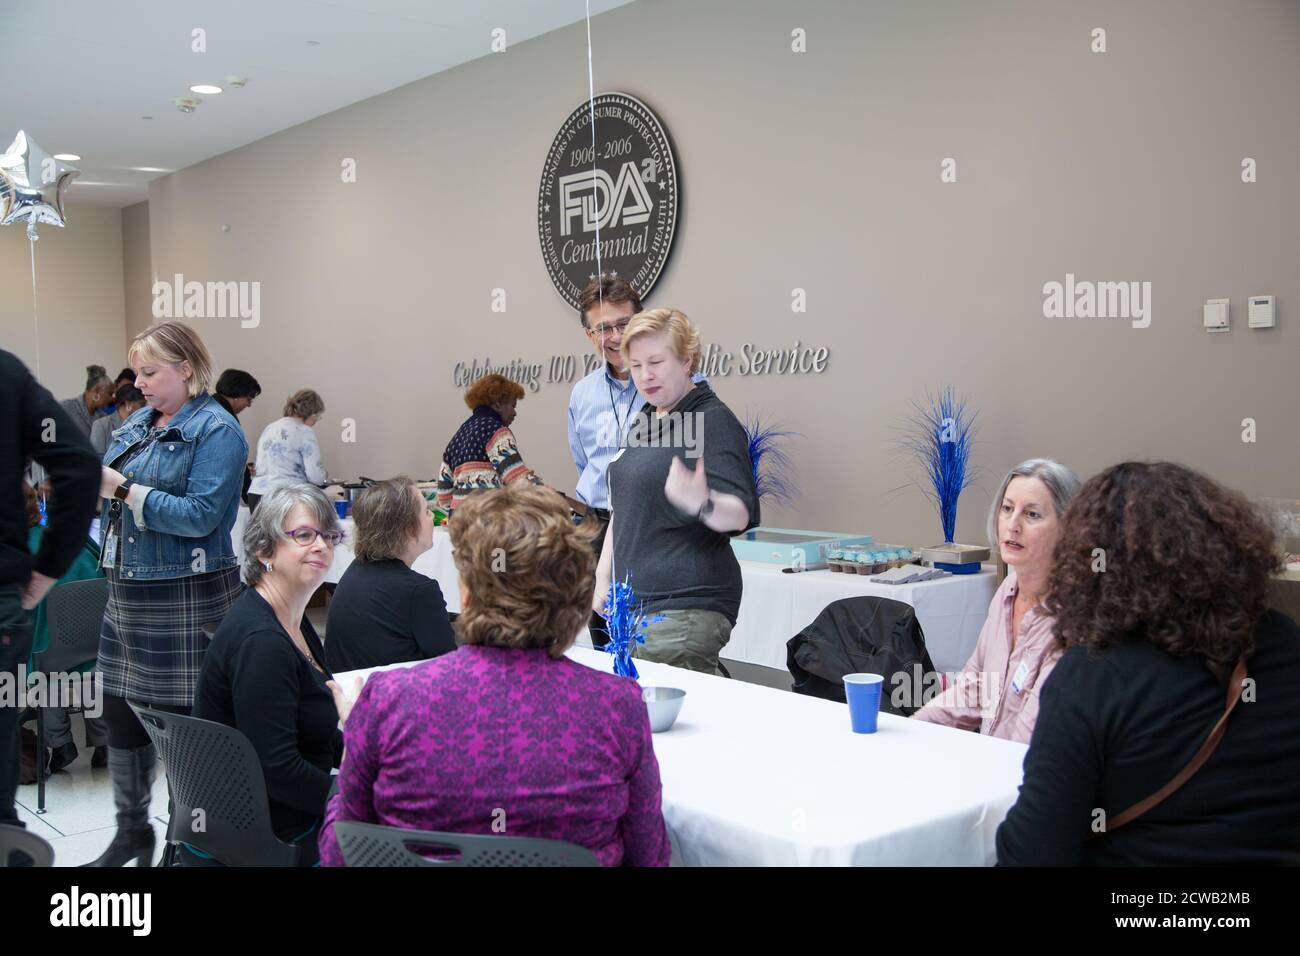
[97,566,243,705]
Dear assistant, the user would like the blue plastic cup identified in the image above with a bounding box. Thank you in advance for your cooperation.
[334,500,349,520]
[843,673,885,733]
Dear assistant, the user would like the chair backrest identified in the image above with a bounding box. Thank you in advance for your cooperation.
[0,824,54,867]
[332,821,600,867]
[787,595,936,715]
[130,704,300,867]
[37,577,108,675]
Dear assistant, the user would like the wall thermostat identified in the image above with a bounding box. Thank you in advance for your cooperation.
[1203,298,1229,332]
[1248,295,1276,328]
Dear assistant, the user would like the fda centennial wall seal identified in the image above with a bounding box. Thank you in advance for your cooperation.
[538,92,679,311]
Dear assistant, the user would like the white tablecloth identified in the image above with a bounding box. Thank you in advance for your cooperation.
[730,564,998,675]
[335,648,1028,866]
[232,506,995,672]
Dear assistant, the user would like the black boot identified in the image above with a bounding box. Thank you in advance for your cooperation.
[82,744,156,867]
[48,741,79,773]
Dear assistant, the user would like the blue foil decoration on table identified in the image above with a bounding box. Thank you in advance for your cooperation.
[743,413,798,505]
[598,575,664,679]
[896,386,979,543]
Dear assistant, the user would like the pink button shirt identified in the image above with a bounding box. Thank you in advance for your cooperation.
[913,571,1059,743]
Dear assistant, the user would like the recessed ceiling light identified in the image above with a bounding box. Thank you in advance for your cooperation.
[53,153,81,161]
[190,84,222,95]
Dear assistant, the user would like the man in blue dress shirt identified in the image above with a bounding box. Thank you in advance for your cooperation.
[567,276,643,646]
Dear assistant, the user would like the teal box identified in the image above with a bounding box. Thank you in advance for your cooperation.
[730,527,873,567]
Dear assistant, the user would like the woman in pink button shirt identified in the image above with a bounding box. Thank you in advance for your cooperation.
[913,458,1081,743]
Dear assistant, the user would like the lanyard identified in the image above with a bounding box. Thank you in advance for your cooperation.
[606,375,635,445]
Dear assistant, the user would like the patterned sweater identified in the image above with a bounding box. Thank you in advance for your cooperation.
[318,645,672,867]
[435,405,542,511]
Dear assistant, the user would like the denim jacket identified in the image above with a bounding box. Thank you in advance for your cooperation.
[99,392,248,580]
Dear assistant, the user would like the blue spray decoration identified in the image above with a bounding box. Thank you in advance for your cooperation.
[896,386,979,543]
[743,412,798,506]
[597,575,664,679]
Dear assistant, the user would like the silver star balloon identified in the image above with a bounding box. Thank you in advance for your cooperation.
[0,130,80,240]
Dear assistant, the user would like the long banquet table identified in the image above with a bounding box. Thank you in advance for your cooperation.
[334,647,1028,866]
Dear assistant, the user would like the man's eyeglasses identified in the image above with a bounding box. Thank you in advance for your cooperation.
[285,526,344,547]
[588,318,631,338]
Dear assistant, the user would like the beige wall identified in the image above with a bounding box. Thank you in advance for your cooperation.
[121,201,153,341]
[142,0,1300,546]
[1,203,126,402]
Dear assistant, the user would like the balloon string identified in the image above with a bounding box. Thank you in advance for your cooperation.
[585,0,613,594]
[28,236,40,378]
[584,0,602,291]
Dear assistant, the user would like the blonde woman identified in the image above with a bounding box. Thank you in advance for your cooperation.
[91,321,248,866]
[594,309,759,675]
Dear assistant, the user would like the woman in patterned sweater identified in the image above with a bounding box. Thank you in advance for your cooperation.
[435,373,544,512]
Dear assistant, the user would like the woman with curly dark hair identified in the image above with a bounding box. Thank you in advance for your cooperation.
[997,461,1300,865]
[435,373,545,513]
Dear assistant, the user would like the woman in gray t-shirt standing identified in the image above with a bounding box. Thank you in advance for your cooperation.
[595,309,759,675]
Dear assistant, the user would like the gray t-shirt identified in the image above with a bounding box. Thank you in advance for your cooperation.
[608,382,760,625]
[90,411,125,459]
[60,396,97,437]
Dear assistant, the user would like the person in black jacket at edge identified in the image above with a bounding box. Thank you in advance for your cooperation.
[325,476,456,673]
[996,461,1300,865]
[0,351,101,849]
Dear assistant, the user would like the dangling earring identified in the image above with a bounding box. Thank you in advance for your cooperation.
[262,560,273,572]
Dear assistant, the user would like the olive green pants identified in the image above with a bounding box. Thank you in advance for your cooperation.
[636,609,732,676]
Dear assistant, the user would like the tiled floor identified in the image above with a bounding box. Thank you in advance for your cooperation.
[15,716,171,867]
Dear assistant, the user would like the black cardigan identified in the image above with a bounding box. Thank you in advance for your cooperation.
[997,610,1300,865]
[193,588,343,847]
[324,558,456,673]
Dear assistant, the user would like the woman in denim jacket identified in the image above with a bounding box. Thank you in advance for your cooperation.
[88,322,248,867]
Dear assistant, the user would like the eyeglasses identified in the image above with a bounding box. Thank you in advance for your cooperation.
[588,318,631,338]
[285,526,344,547]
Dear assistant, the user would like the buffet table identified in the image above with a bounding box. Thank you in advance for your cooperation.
[232,507,996,675]
[334,648,1029,866]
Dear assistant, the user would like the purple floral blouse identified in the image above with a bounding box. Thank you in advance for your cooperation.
[319,644,671,867]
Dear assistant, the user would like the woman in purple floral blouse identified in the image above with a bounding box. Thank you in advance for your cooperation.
[319,483,671,866]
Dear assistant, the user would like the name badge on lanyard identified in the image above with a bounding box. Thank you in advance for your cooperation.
[102,528,118,570]
[1011,660,1031,696]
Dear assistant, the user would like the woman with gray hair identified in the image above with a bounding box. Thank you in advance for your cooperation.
[187,483,345,866]
[913,458,1081,743]
[247,389,329,511]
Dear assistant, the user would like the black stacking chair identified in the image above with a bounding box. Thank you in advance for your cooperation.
[129,705,300,867]
[34,577,109,812]
[0,824,55,867]
[787,595,936,716]
[332,821,599,867]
